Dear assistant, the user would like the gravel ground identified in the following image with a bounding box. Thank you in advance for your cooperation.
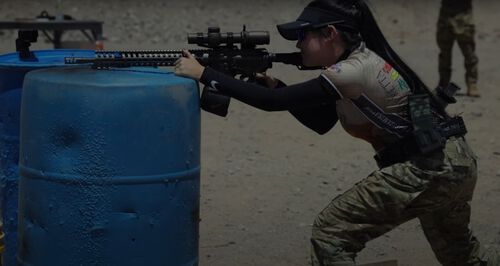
[1,0,499,265]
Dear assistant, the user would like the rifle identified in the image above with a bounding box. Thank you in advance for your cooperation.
[64,26,320,117]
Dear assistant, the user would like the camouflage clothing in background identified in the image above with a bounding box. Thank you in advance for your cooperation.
[437,0,478,90]
[441,0,472,16]
[310,137,496,266]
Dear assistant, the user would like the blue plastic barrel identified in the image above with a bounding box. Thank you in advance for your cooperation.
[18,67,200,266]
[0,49,94,266]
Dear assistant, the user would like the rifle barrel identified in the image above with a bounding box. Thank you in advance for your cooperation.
[64,49,211,68]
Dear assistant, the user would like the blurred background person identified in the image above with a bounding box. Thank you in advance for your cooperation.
[437,0,479,97]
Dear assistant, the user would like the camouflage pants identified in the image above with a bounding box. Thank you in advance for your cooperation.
[311,137,494,266]
[437,11,478,88]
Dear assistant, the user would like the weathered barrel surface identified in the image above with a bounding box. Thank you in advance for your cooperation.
[18,67,200,266]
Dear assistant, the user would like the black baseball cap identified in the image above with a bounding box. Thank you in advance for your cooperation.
[277,6,359,40]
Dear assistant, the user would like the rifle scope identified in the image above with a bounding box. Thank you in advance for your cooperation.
[187,27,269,48]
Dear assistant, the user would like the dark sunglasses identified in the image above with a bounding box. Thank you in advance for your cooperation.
[296,21,345,41]
[296,28,326,41]
[297,29,307,41]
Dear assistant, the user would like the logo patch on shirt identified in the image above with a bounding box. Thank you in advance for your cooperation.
[210,80,219,90]
[329,64,342,73]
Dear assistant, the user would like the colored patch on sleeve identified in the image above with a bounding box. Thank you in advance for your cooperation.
[383,62,393,73]
[398,78,410,91]
[382,62,410,92]
[391,70,400,81]
[329,64,342,73]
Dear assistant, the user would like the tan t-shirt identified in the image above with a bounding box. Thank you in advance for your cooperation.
[320,43,412,151]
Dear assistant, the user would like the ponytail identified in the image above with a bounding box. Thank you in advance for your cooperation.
[297,0,447,116]
[354,1,427,94]
[353,0,448,116]
[308,0,429,95]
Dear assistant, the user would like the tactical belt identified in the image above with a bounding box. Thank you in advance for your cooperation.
[374,116,467,169]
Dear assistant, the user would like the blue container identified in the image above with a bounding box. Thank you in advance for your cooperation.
[18,67,200,266]
[0,49,94,266]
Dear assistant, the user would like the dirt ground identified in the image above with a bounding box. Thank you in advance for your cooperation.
[1,0,499,265]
